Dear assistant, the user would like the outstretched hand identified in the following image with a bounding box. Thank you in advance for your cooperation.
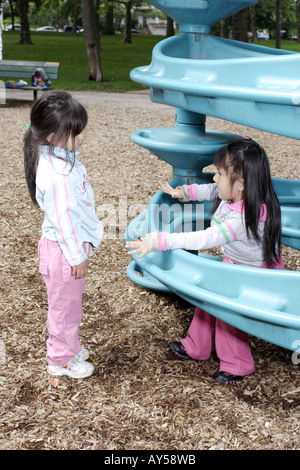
[159,180,183,199]
[125,238,148,258]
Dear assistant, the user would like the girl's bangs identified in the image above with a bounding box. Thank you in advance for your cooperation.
[213,146,230,171]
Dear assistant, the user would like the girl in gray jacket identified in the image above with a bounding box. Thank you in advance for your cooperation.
[126,138,283,384]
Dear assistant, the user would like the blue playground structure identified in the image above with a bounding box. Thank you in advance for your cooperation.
[125,0,300,353]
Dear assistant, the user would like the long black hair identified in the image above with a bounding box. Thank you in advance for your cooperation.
[24,90,88,205]
[212,138,282,267]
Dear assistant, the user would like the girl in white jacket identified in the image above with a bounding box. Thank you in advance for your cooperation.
[24,91,103,379]
[126,138,283,384]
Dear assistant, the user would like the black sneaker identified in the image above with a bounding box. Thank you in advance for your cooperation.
[215,371,245,385]
[170,341,190,359]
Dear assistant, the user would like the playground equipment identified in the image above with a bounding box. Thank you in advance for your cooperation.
[125,0,300,353]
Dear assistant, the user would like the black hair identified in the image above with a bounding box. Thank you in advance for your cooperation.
[24,90,88,205]
[211,138,282,267]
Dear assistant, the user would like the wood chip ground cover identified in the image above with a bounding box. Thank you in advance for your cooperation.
[0,98,299,450]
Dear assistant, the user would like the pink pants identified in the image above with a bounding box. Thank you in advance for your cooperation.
[181,308,255,376]
[180,255,284,377]
[38,238,86,366]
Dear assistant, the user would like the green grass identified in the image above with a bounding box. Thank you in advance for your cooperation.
[2,31,164,91]
[2,31,300,92]
[255,39,300,52]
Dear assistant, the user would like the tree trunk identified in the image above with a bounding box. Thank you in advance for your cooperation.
[56,4,59,31]
[220,18,230,38]
[297,0,300,44]
[166,16,174,37]
[9,1,15,30]
[276,0,281,49]
[232,8,248,42]
[81,0,103,82]
[105,4,115,35]
[72,0,81,36]
[18,0,32,45]
[122,0,132,44]
[249,5,258,43]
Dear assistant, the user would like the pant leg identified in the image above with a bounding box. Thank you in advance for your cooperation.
[38,238,86,366]
[215,319,255,376]
[180,307,215,360]
[180,307,255,376]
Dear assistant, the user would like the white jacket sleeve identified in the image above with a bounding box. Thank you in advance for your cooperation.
[179,183,218,202]
[145,210,242,253]
[165,223,234,251]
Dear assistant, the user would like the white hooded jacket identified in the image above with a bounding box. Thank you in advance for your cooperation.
[36,146,103,266]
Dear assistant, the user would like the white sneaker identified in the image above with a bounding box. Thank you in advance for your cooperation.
[73,348,89,362]
[48,358,94,379]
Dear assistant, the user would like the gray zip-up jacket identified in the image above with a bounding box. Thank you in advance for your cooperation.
[145,183,279,268]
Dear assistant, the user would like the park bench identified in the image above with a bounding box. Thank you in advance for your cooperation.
[0,60,60,100]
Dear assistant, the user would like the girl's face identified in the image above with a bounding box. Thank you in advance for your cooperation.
[213,167,244,202]
[47,131,84,152]
[64,132,84,152]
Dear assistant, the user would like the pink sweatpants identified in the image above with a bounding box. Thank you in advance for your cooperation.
[181,308,255,376]
[180,255,284,377]
[38,237,86,366]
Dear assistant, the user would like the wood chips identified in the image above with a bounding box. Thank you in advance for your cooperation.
[0,96,299,450]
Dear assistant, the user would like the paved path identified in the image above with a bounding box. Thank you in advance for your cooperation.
[4,88,169,110]
[71,89,168,110]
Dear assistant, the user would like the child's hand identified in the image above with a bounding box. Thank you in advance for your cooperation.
[72,259,88,279]
[125,238,148,258]
[159,180,183,199]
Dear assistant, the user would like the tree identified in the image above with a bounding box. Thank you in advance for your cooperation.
[220,18,230,38]
[8,1,16,30]
[120,0,132,44]
[255,0,297,38]
[115,0,143,44]
[104,2,115,35]
[249,5,258,43]
[72,0,81,35]
[276,0,281,48]
[18,0,32,44]
[166,16,174,37]
[296,0,300,43]
[232,7,248,42]
[81,0,103,82]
